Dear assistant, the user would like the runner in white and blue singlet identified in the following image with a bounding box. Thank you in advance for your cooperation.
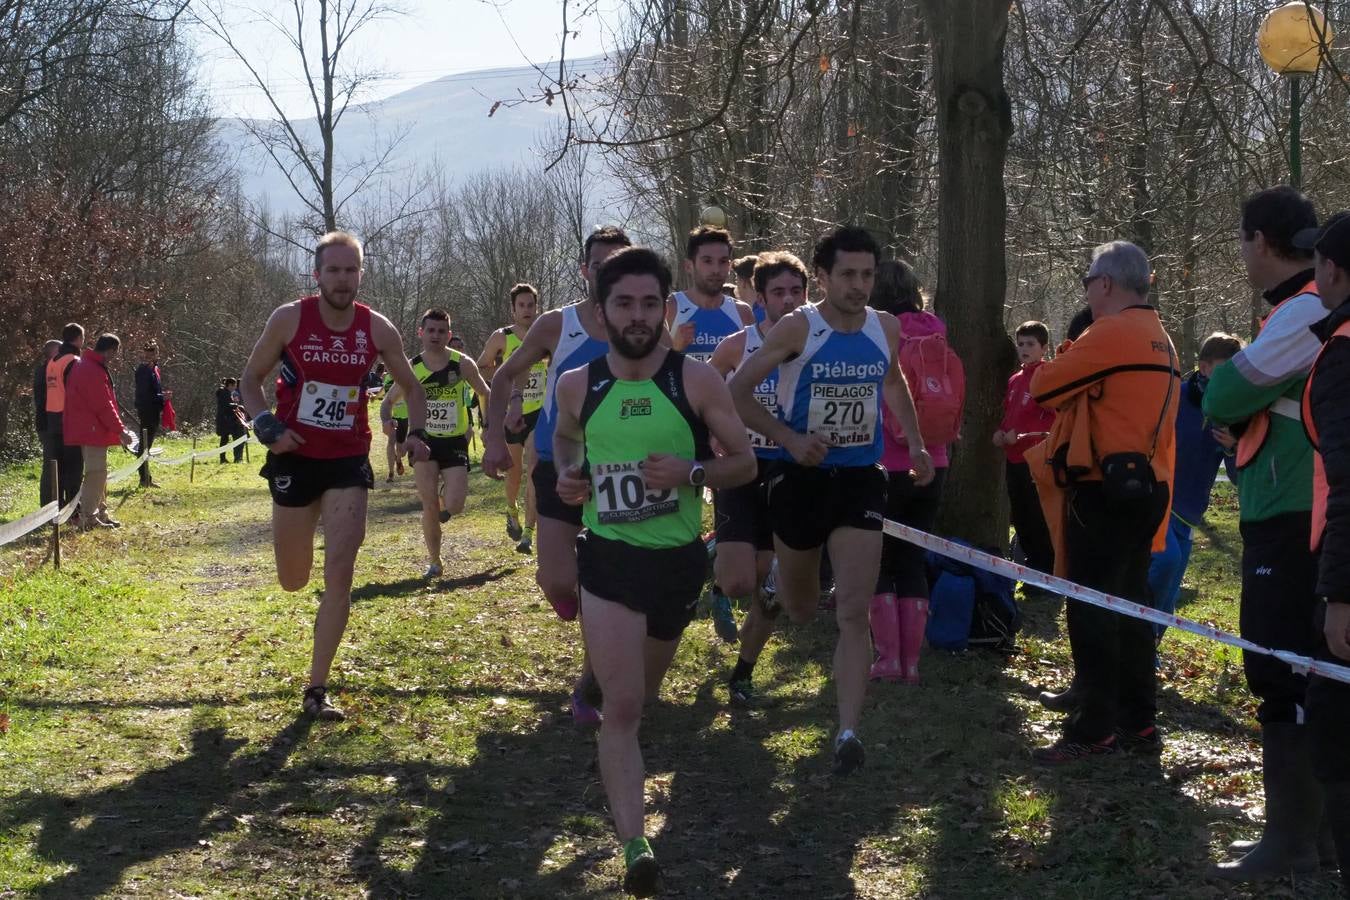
[729,226,935,776]
[666,226,756,364]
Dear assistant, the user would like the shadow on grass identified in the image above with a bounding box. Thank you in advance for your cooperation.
[1,715,312,898]
[348,564,520,602]
[10,684,564,712]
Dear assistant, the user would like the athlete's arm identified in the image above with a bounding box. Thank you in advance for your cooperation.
[551,368,590,505]
[372,313,430,460]
[240,303,306,454]
[643,360,756,491]
[734,299,756,327]
[879,313,934,486]
[460,354,492,408]
[728,310,827,466]
[483,309,560,479]
[476,329,506,376]
[707,330,744,379]
[665,294,695,351]
[378,383,404,436]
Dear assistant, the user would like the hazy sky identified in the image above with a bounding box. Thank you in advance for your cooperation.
[193,0,613,120]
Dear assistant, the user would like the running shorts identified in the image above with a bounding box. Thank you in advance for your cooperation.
[424,435,469,470]
[714,457,774,551]
[576,530,707,641]
[766,462,887,550]
[532,459,583,527]
[505,408,542,446]
[261,452,374,508]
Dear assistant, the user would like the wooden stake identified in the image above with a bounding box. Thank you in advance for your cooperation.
[49,460,61,570]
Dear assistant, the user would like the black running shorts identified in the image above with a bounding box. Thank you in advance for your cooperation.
[505,408,542,446]
[714,456,774,551]
[766,462,887,550]
[576,530,707,641]
[532,458,583,527]
[422,435,469,470]
[394,418,408,443]
[261,452,374,508]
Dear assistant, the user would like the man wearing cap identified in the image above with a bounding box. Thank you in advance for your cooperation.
[1204,187,1329,881]
[1297,210,1350,894]
[134,343,167,488]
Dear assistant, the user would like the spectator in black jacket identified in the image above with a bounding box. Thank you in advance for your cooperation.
[215,377,248,463]
[1296,210,1350,894]
[33,339,61,504]
[133,343,166,488]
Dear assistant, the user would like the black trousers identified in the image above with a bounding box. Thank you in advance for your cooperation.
[39,429,61,505]
[1063,481,1168,742]
[1239,513,1318,725]
[877,467,947,598]
[137,409,160,484]
[46,414,82,507]
[218,423,246,462]
[1007,459,1054,574]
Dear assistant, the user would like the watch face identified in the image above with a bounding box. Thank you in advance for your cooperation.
[691,465,707,486]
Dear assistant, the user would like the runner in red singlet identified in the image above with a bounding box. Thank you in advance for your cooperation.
[240,231,431,721]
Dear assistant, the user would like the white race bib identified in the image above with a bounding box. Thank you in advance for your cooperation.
[807,382,877,447]
[426,398,458,432]
[298,381,360,431]
[749,390,780,450]
[591,461,676,525]
[523,368,546,405]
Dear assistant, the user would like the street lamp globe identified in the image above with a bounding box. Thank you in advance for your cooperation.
[699,205,728,228]
[1258,1,1333,76]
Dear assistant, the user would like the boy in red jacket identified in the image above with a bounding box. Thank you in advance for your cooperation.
[995,321,1056,578]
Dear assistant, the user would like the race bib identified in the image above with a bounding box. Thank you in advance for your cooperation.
[592,461,676,525]
[523,367,546,405]
[685,350,713,365]
[749,390,780,450]
[298,381,360,431]
[807,382,877,447]
[426,398,459,432]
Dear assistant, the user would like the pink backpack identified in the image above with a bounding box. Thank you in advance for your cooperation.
[899,329,966,446]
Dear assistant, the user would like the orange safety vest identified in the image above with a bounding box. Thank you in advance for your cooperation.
[44,354,77,414]
[1302,317,1350,551]
[1236,280,1319,469]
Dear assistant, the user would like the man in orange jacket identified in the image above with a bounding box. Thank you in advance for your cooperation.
[1026,241,1179,765]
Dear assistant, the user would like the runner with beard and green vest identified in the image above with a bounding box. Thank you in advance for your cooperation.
[552,246,757,897]
[478,283,549,554]
[381,308,491,579]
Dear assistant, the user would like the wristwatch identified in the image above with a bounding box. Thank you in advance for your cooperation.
[688,462,707,487]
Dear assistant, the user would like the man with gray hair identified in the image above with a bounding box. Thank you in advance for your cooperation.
[1024,239,1180,764]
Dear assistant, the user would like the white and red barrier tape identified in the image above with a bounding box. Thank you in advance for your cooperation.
[882,519,1350,686]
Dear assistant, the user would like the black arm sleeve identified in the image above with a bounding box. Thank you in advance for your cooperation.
[1313,337,1350,601]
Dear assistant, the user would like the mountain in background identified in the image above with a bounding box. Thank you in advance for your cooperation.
[214,56,609,218]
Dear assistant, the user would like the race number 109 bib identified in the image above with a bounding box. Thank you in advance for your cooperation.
[807,382,877,447]
[298,381,360,431]
[592,461,676,524]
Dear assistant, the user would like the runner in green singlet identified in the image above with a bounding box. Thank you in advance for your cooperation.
[478,283,548,553]
[381,308,490,578]
[552,246,756,897]
[380,368,409,482]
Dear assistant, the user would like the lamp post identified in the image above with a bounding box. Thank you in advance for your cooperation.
[1258,1,1333,189]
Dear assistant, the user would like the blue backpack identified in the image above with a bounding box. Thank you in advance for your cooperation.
[925,542,1020,652]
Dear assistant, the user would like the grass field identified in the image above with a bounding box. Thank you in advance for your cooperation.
[0,434,1342,898]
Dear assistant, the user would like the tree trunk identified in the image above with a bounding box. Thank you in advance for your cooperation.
[920,0,1016,549]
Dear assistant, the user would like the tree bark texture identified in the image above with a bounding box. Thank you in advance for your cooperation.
[921,0,1017,549]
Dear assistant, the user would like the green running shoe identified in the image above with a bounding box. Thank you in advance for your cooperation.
[622,836,659,897]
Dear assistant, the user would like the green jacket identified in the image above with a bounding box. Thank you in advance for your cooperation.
[1202,270,1322,522]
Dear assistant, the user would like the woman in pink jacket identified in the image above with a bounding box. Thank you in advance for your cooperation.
[64,333,132,529]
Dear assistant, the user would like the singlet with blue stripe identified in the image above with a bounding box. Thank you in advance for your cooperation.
[534,303,608,461]
[729,324,782,461]
[777,305,890,468]
[672,292,743,364]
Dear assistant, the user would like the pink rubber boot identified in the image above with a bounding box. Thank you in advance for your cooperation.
[897,596,929,684]
[868,593,903,681]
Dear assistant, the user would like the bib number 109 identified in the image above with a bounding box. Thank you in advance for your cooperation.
[592,461,676,524]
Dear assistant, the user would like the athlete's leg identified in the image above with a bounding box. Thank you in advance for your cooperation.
[441,465,468,518]
[273,501,322,590]
[737,550,778,662]
[537,515,582,614]
[772,539,825,626]
[414,460,442,565]
[714,540,759,599]
[505,442,523,515]
[581,588,648,843]
[522,440,539,532]
[643,636,682,702]
[826,525,884,735]
[384,431,398,479]
[310,485,368,689]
